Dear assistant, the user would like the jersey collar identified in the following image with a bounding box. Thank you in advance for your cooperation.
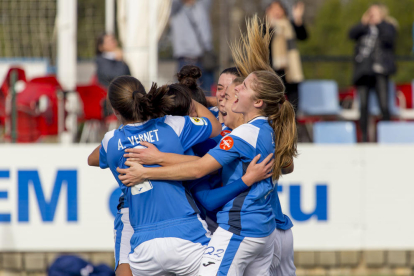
[123,120,150,128]
[248,116,268,123]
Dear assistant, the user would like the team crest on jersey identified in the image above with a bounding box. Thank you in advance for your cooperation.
[220,130,231,137]
[220,136,234,150]
[190,117,205,126]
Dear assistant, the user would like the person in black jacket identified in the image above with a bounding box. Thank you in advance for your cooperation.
[266,1,307,112]
[349,3,397,142]
[95,33,131,88]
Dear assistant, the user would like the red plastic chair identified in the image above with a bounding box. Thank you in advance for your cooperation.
[28,76,62,136]
[0,67,27,126]
[5,80,60,142]
[396,84,413,109]
[76,84,107,142]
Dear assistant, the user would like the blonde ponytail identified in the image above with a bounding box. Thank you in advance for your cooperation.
[268,98,297,180]
[230,14,298,180]
[230,14,274,77]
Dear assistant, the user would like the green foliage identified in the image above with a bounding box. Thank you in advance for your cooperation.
[77,0,105,59]
[298,0,414,88]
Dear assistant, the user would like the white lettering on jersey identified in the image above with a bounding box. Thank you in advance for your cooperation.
[118,139,125,150]
[153,129,159,140]
[123,129,160,148]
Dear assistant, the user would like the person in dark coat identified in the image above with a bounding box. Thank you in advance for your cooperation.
[266,1,308,112]
[95,33,131,88]
[349,3,397,142]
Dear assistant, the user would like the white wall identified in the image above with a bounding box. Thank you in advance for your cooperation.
[0,144,412,251]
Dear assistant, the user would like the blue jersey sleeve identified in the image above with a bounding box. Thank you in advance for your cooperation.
[190,177,249,211]
[181,116,213,150]
[209,106,219,118]
[207,134,255,166]
[100,129,116,169]
[165,116,213,151]
[99,143,109,169]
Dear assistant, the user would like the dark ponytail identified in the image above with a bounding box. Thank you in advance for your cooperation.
[163,84,193,116]
[147,84,176,118]
[176,65,208,107]
[108,76,174,122]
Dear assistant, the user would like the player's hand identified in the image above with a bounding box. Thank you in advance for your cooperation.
[124,141,162,165]
[242,153,274,187]
[117,161,146,186]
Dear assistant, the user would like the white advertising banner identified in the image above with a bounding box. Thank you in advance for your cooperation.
[0,144,413,251]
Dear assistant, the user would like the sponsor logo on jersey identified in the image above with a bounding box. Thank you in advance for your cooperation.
[203,262,215,267]
[220,130,231,137]
[131,180,153,195]
[190,117,205,126]
[220,136,234,150]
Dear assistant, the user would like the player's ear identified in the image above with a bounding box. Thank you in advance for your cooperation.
[253,99,264,108]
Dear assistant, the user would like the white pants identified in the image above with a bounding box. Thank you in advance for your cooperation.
[270,228,296,276]
[114,208,133,270]
[129,237,207,276]
[198,227,277,276]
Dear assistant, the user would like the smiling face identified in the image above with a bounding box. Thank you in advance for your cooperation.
[220,82,243,129]
[217,73,237,111]
[232,73,263,120]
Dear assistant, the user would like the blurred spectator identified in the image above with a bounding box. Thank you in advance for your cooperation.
[349,4,398,142]
[95,33,131,88]
[170,0,215,94]
[266,1,307,112]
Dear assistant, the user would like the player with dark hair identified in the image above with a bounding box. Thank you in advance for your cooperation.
[116,16,297,275]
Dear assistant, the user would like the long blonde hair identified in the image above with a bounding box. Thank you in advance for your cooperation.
[230,14,274,77]
[230,14,298,181]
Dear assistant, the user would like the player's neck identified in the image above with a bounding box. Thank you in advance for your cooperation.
[243,110,262,124]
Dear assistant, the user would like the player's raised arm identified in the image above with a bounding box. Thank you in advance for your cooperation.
[88,145,101,167]
[193,100,221,138]
[124,141,200,166]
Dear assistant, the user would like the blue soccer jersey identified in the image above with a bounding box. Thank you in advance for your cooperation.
[212,125,293,232]
[209,106,220,119]
[270,187,293,230]
[208,116,277,238]
[193,124,232,157]
[100,115,213,249]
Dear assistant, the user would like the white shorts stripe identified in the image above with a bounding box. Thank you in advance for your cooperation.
[199,227,277,276]
[118,208,133,266]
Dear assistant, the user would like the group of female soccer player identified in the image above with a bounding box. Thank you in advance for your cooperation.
[88,16,297,276]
